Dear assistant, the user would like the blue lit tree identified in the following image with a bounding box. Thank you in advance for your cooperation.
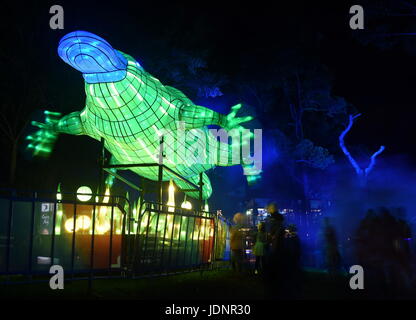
[339,113,385,185]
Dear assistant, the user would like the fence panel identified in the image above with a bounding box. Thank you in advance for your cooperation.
[0,190,130,283]
[0,192,230,284]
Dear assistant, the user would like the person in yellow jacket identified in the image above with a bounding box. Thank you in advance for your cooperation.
[230,213,245,273]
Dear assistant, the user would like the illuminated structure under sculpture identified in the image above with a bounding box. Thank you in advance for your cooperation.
[0,187,227,279]
[29,31,255,200]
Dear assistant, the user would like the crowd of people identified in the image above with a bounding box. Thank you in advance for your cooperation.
[355,208,414,298]
[230,203,302,299]
[229,203,415,299]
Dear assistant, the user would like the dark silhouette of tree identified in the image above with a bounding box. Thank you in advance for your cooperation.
[149,48,226,99]
[352,0,416,55]
[270,59,349,202]
[0,4,48,186]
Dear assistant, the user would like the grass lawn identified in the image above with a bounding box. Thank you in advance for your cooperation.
[0,268,364,300]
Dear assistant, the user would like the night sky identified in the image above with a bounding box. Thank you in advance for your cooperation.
[1,0,415,214]
[52,1,416,161]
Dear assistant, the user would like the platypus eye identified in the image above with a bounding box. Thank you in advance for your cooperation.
[58,30,127,83]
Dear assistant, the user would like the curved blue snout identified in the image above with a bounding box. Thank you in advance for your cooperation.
[58,31,127,83]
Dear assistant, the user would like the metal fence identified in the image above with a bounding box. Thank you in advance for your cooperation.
[128,202,219,277]
[0,190,230,285]
[0,189,131,284]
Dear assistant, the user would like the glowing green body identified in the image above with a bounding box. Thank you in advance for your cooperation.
[33,51,253,199]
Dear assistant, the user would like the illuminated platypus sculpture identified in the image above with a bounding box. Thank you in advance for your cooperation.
[28,31,257,199]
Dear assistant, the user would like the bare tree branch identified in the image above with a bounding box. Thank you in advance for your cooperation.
[339,114,363,175]
[339,113,385,178]
[364,145,385,177]
[0,110,14,140]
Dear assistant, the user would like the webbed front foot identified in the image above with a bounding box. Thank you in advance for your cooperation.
[223,104,253,132]
[26,110,61,157]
